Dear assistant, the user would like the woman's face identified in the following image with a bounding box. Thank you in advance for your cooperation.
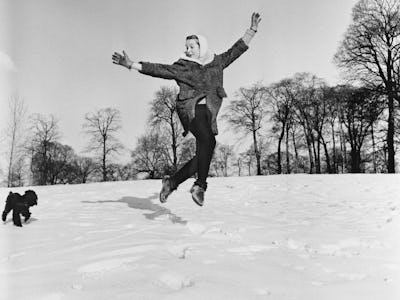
[185,39,200,59]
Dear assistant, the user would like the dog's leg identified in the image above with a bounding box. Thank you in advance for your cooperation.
[2,203,12,222]
[22,208,31,222]
[3,193,15,222]
[2,210,8,222]
[12,209,22,227]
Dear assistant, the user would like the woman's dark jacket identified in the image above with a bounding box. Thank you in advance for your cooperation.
[139,38,249,136]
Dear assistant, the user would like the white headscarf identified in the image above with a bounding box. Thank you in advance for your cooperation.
[180,34,215,65]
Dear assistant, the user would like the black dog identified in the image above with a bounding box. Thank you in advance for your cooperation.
[2,190,38,227]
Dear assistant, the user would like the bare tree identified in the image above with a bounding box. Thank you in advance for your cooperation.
[108,162,136,181]
[4,95,28,187]
[28,114,60,185]
[211,143,234,177]
[289,124,304,173]
[75,156,97,183]
[334,0,400,172]
[223,83,268,175]
[313,86,333,174]
[46,142,76,184]
[325,87,343,173]
[239,149,255,176]
[234,156,243,176]
[341,86,384,172]
[131,131,168,179]
[268,79,295,174]
[149,86,182,172]
[83,108,123,181]
[333,85,352,173]
[290,73,327,174]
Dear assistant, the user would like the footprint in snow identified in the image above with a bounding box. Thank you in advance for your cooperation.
[78,256,141,275]
[186,222,207,235]
[202,226,242,241]
[154,271,194,290]
[253,287,271,296]
[337,273,367,281]
[90,245,157,259]
[71,283,83,291]
[227,245,275,256]
[186,222,243,242]
[3,252,27,262]
[166,244,192,259]
[32,293,65,300]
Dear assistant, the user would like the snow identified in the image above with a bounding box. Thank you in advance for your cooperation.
[1,174,400,300]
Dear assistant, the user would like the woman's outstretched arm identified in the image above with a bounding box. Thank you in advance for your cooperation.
[112,51,184,80]
[218,12,261,69]
[112,51,142,71]
[242,12,261,45]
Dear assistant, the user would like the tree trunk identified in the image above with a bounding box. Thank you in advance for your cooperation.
[102,136,107,181]
[371,123,377,173]
[331,122,337,173]
[277,125,285,174]
[285,124,291,174]
[320,135,332,174]
[311,134,319,174]
[350,148,362,173]
[252,130,262,175]
[7,97,24,187]
[149,170,155,179]
[41,142,49,185]
[7,136,15,187]
[291,129,299,173]
[387,94,395,173]
[383,145,388,171]
[339,120,347,173]
[237,159,241,176]
[224,156,228,177]
[304,128,314,174]
[314,135,321,174]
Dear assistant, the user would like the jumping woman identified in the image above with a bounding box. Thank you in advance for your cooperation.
[112,12,261,206]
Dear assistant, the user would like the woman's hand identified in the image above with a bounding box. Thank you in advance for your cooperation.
[250,12,261,32]
[112,51,133,69]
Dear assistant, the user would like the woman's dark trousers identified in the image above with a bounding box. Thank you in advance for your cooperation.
[172,104,216,190]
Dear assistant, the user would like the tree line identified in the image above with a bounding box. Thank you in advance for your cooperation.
[224,76,392,175]
[1,0,399,187]
[2,101,132,187]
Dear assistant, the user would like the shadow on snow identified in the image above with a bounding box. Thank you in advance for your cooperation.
[82,194,187,225]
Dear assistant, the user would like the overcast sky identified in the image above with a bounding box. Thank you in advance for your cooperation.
[0,0,358,168]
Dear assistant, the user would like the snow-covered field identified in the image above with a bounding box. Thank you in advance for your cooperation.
[1,174,400,300]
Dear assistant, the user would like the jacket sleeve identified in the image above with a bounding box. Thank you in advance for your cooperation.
[217,38,249,69]
[139,61,184,80]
